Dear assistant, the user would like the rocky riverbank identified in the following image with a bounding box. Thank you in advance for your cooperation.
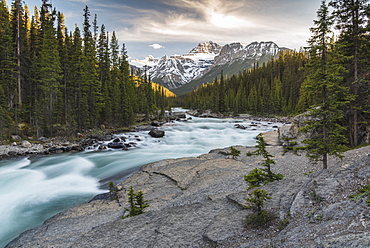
[0,112,285,161]
[6,139,370,247]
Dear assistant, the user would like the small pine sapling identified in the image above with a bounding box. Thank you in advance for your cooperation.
[135,190,150,215]
[124,186,139,217]
[123,186,149,218]
[108,181,119,203]
[244,168,266,189]
[246,189,272,212]
[246,134,284,184]
[245,189,273,227]
[229,146,241,159]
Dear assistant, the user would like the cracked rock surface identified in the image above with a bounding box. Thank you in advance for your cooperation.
[6,146,370,247]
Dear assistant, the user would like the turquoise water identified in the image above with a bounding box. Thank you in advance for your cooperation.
[0,113,281,247]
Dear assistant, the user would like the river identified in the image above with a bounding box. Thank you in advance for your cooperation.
[0,110,282,247]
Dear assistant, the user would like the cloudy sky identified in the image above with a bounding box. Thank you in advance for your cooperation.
[24,0,323,60]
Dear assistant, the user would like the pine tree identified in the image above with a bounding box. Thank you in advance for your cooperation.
[134,190,149,215]
[119,44,135,126]
[37,0,62,136]
[123,186,149,218]
[0,0,17,118]
[228,146,241,159]
[245,189,272,227]
[0,0,14,139]
[109,31,121,126]
[330,0,370,146]
[10,0,27,107]
[246,189,272,213]
[82,5,101,127]
[97,24,111,125]
[244,134,284,188]
[108,181,119,202]
[300,0,351,169]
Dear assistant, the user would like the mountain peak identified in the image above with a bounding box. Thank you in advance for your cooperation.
[130,41,287,90]
[189,41,222,54]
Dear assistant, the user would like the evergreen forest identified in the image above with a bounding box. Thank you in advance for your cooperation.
[184,0,370,147]
[1,0,370,150]
[0,0,172,140]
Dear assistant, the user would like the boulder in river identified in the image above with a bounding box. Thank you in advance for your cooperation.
[149,128,165,138]
[107,138,126,149]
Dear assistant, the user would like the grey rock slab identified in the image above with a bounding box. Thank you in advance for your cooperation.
[71,198,240,248]
[6,199,123,248]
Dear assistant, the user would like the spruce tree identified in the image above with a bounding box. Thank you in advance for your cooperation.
[329,0,370,146]
[0,1,13,139]
[37,0,62,136]
[124,186,149,218]
[0,0,17,117]
[244,134,284,187]
[119,44,135,126]
[110,31,121,126]
[82,5,101,127]
[300,0,351,169]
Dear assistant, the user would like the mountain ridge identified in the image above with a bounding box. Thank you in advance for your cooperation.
[130,41,288,93]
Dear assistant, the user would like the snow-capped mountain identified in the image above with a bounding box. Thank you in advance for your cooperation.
[130,41,286,90]
[214,41,281,65]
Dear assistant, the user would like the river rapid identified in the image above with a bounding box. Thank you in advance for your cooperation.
[0,110,283,247]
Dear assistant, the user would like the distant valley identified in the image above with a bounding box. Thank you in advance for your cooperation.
[130,41,289,94]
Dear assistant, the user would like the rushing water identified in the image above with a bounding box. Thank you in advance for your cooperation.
[0,110,282,247]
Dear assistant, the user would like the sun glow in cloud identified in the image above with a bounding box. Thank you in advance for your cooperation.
[208,11,252,29]
[109,0,321,58]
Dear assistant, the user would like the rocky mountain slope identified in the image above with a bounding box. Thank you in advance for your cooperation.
[131,41,286,91]
[7,128,370,247]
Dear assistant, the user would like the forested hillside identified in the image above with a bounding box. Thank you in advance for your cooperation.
[184,0,370,147]
[184,50,308,115]
[0,0,172,140]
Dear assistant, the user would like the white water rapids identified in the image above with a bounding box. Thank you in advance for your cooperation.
[0,110,283,247]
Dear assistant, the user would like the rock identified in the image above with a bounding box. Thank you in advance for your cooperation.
[107,138,126,149]
[38,137,50,143]
[172,112,186,119]
[21,140,32,148]
[107,142,126,149]
[151,121,161,126]
[76,133,84,138]
[11,135,21,141]
[234,124,247,129]
[149,128,165,138]
[7,151,17,156]
[261,130,280,146]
